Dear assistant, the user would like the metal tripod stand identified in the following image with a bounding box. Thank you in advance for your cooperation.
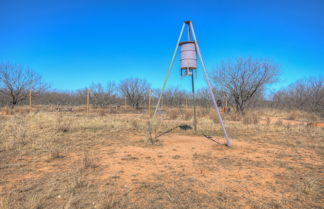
[150,21,231,147]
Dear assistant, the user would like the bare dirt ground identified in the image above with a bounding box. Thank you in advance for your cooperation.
[0,107,323,209]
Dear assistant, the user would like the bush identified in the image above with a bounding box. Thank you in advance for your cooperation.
[167,109,179,120]
[56,114,71,133]
[183,109,193,120]
[242,113,258,125]
[209,111,219,124]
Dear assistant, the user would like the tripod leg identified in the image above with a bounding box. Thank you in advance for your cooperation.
[191,72,197,133]
[151,23,186,125]
[189,22,231,147]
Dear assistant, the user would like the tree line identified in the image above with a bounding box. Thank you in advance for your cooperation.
[0,58,323,116]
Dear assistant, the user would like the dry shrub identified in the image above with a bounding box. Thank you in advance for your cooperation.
[287,111,298,120]
[285,123,291,130]
[242,113,258,125]
[304,113,319,122]
[226,112,242,121]
[50,147,64,159]
[97,193,119,209]
[209,111,219,124]
[287,110,319,122]
[98,108,106,116]
[14,107,30,115]
[0,196,10,209]
[82,153,97,169]
[3,107,13,115]
[56,114,72,133]
[26,194,44,209]
[183,109,192,120]
[108,107,117,114]
[266,117,271,125]
[275,119,283,126]
[167,109,179,120]
[131,119,139,130]
[197,108,210,117]
[1,116,29,150]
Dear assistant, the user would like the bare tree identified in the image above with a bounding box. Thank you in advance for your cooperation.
[211,57,279,112]
[0,63,48,108]
[119,78,150,109]
[89,82,117,107]
[163,87,188,107]
[272,77,324,115]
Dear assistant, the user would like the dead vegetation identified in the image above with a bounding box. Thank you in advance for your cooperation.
[0,106,323,209]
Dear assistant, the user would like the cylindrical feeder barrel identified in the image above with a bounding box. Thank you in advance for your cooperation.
[179,41,197,69]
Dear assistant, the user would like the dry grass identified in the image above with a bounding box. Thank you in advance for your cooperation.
[183,109,193,120]
[242,112,258,124]
[0,106,323,209]
[286,110,318,122]
[167,108,179,120]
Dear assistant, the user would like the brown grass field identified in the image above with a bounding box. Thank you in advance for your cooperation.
[0,106,323,209]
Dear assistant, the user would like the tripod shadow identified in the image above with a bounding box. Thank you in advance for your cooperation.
[202,134,223,145]
[156,125,227,146]
[157,124,192,138]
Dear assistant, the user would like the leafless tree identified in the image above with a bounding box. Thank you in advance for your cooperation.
[89,82,117,107]
[211,57,279,112]
[119,78,150,109]
[272,77,324,115]
[0,63,48,108]
[163,87,188,107]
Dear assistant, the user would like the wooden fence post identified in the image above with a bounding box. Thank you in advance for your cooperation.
[148,89,152,117]
[124,96,127,110]
[185,98,188,109]
[29,90,32,113]
[86,89,90,114]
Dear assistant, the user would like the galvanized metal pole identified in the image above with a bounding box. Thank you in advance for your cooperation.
[187,21,197,133]
[151,23,186,124]
[189,22,231,146]
[191,73,197,133]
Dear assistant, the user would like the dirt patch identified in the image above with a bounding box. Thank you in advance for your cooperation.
[0,110,323,208]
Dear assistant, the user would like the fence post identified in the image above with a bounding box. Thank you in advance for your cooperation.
[86,89,90,114]
[124,96,127,110]
[185,98,188,109]
[29,90,32,113]
[148,89,152,117]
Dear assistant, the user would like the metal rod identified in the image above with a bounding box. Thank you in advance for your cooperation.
[188,24,190,41]
[191,72,197,133]
[189,22,231,146]
[151,23,186,124]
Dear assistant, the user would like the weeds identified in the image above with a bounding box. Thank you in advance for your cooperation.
[242,113,258,125]
[131,119,139,130]
[183,109,192,120]
[167,109,178,120]
[0,106,323,209]
[0,197,10,209]
[275,119,283,126]
[82,153,97,169]
[56,114,71,133]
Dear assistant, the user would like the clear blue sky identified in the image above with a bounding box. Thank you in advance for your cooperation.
[0,0,323,93]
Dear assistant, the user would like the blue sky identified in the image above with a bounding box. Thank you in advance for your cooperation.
[0,0,323,93]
